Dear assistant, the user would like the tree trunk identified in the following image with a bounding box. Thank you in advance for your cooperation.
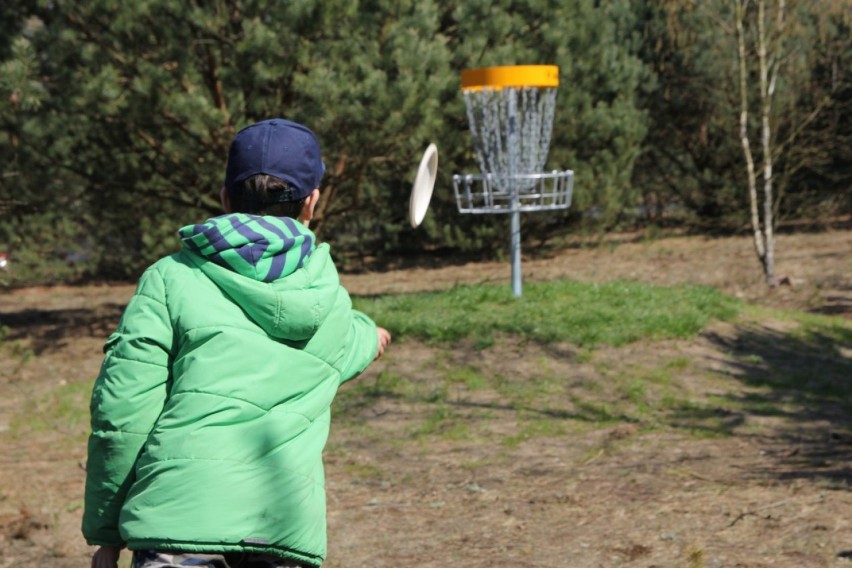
[735,0,786,286]
[735,0,767,271]
[758,0,776,283]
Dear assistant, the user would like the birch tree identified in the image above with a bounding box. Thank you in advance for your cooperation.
[734,0,786,285]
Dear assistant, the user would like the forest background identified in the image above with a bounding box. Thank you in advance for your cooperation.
[1,0,849,285]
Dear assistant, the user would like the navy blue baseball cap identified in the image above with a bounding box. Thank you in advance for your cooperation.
[224,118,325,201]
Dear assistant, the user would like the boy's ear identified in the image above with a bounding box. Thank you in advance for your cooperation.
[298,189,321,227]
[219,186,232,213]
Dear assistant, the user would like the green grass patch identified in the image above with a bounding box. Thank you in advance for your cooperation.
[744,306,852,344]
[445,366,488,390]
[341,461,384,480]
[354,279,740,347]
[711,308,852,407]
[665,357,691,371]
[414,405,470,440]
[335,292,849,448]
[501,416,568,447]
[492,373,562,406]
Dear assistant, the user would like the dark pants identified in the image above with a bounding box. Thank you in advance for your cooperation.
[132,550,309,568]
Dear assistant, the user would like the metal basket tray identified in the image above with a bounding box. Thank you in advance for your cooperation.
[453,170,574,214]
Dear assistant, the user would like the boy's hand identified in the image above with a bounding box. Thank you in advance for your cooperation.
[91,545,122,568]
[375,327,392,359]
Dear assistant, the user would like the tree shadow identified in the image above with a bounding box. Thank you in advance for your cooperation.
[702,323,852,484]
[0,305,125,355]
[809,283,852,318]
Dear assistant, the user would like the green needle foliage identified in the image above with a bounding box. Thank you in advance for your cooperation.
[353,279,741,347]
[0,0,648,283]
[0,0,848,284]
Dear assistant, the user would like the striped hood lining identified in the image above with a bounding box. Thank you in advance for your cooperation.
[179,214,316,282]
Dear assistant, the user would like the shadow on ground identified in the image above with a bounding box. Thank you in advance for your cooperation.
[702,323,852,486]
[809,283,852,318]
[0,305,125,355]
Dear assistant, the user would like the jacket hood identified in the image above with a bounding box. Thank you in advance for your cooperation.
[178,214,338,341]
[179,214,315,282]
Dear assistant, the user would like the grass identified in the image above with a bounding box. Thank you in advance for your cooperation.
[347,281,851,446]
[5,276,848,459]
[501,416,568,447]
[445,366,488,390]
[353,279,741,347]
[339,277,749,442]
[706,307,852,412]
[1,280,848,566]
[9,379,92,438]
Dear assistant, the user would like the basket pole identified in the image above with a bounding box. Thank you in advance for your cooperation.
[507,89,523,297]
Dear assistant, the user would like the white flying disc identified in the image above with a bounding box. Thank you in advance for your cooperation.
[409,143,438,228]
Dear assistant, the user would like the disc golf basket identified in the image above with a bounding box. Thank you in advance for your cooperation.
[453,65,574,297]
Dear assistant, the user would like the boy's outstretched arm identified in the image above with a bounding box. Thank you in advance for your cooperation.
[375,327,392,360]
[335,303,391,383]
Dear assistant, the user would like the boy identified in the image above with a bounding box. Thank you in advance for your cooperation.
[83,118,391,568]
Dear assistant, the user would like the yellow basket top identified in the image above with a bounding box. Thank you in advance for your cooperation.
[461,65,559,91]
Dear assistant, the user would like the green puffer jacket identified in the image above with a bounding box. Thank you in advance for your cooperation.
[82,214,378,567]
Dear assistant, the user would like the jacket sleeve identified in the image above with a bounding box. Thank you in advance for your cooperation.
[337,309,379,384]
[82,266,173,545]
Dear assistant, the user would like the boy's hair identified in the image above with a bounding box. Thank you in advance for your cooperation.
[228,174,306,219]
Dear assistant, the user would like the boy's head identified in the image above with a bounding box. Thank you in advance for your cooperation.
[222,119,325,220]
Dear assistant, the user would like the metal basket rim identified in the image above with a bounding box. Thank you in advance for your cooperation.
[452,170,574,181]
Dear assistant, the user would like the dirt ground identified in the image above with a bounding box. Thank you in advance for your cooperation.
[0,226,850,567]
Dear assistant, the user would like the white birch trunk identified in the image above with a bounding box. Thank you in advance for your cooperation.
[735,0,766,266]
[758,0,775,283]
[735,0,786,285]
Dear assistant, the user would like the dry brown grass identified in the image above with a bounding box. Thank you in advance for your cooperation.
[0,228,849,567]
